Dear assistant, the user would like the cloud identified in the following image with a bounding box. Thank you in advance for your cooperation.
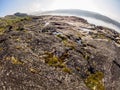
[12,0,57,13]
[28,0,53,12]
[49,0,96,11]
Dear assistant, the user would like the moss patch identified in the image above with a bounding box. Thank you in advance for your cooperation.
[44,52,72,74]
[45,52,64,67]
[62,67,72,74]
[0,27,5,35]
[0,16,31,32]
[47,56,59,66]
[57,34,76,49]
[85,71,105,90]
[63,40,76,49]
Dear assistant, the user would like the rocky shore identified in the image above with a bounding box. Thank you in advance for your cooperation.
[0,15,120,90]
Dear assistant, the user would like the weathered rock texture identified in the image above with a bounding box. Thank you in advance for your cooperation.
[0,15,120,90]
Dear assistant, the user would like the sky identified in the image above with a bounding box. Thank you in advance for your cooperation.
[0,0,120,22]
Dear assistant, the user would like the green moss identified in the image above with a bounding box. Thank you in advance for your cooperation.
[0,27,5,35]
[45,52,64,67]
[63,40,76,49]
[85,71,105,90]
[44,52,72,74]
[4,17,21,25]
[47,56,59,66]
[0,16,31,29]
[55,34,76,49]
[62,67,72,74]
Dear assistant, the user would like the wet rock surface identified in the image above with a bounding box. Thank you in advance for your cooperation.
[0,15,120,90]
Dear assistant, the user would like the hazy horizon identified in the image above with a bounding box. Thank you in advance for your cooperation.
[0,0,120,22]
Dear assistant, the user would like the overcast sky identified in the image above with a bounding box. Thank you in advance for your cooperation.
[0,0,120,22]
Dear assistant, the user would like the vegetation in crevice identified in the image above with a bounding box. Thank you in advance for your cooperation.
[0,27,6,35]
[74,42,105,90]
[44,51,72,74]
[57,34,77,50]
[91,33,112,41]
[57,34,67,41]
[84,71,105,90]
[62,67,72,74]
[63,40,76,50]
[6,56,24,65]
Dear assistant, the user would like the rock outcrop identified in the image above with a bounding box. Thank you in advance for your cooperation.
[0,15,120,90]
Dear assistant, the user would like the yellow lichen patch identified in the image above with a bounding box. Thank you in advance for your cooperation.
[11,56,23,65]
[29,68,38,73]
[85,71,105,90]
